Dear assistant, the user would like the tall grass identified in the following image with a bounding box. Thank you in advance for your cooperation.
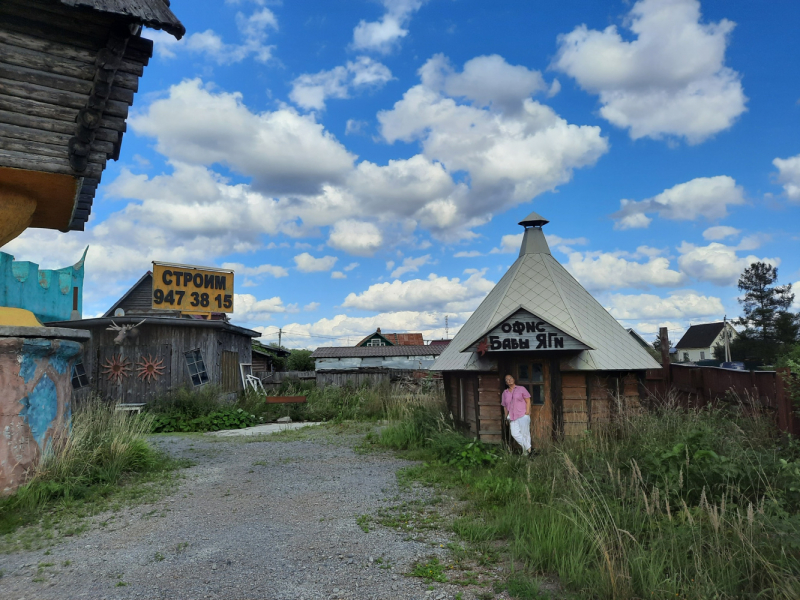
[378,391,800,599]
[0,397,170,535]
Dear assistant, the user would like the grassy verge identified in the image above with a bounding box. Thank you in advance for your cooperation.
[370,393,800,599]
[0,398,188,551]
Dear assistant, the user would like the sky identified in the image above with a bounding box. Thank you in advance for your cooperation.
[7,0,800,349]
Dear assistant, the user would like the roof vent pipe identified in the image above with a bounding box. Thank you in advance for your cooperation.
[517,211,551,256]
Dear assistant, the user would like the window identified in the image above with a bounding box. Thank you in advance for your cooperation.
[683,352,689,362]
[71,359,89,389]
[184,349,209,386]
[516,362,545,405]
[700,351,705,360]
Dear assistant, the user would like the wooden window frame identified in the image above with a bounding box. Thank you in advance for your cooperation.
[71,358,89,389]
[515,360,546,405]
[184,348,209,387]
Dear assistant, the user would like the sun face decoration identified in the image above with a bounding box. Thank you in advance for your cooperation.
[102,354,131,383]
[136,354,165,382]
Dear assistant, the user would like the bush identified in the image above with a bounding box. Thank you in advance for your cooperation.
[378,393,800,599]
[0,397,170,534]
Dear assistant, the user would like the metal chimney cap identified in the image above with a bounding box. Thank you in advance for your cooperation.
[518,210,549,228]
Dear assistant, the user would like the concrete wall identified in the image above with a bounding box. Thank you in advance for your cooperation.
[0,334,83,494]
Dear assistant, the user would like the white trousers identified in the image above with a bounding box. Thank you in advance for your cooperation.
[509,414,531,453]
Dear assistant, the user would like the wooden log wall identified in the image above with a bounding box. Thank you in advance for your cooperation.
[0,0,154,229]
[562,373,588,437]
[476,374,502,444]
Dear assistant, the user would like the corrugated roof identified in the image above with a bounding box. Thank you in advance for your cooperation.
[675,322,725,349]
[59,0,185,38]
[312,346,444,358]
[433,220,661,372]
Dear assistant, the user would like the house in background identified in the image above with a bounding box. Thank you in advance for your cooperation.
[312,345,444,371]
[252,341,290,374]
[626,328,652,351]
[675,322,739,363]
[356,328,424,347]
[48,272,258,403]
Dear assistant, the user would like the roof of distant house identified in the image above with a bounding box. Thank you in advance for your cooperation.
[675,322,728,349]
[429,340,451,346]
[355,328,424,346]
[252,342,291,358]
[312,345,444,358]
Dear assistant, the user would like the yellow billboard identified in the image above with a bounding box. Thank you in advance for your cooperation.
[151,262,234,314]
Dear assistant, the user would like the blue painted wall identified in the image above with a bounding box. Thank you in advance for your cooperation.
[0,248,86,323]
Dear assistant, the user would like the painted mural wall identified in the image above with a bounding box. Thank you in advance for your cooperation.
[0,248,86,324]
[0,336,81,495]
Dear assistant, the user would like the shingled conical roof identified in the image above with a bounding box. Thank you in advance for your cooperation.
[433,214,661,372]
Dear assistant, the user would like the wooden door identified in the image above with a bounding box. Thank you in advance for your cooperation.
[221,350,241,392]
[95,344,172,403]
[514,360,551,445]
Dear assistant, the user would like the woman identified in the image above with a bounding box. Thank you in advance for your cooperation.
[501,374,532,456]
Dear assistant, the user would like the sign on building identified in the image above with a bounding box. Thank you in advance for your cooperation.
[464,309,590,354]
[151,262,234,314]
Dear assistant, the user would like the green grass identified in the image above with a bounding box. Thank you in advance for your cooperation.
[377,392,800,599]
[0,398,188,551]
[411,557,448,583]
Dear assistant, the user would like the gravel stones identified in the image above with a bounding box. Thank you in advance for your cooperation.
[0,429,479,600]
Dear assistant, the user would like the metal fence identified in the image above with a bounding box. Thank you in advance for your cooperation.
[644,364,798,435]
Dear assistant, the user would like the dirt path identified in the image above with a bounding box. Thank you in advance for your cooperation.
[0,426,489,600]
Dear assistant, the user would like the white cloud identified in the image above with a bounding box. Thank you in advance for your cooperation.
[378,54,608,236]
[148,8,277,64]
[304,302,320,311]
[565,248,685,291]
[390,255,432,278]
[220,262,288,278]
[773,154,800,202]
[553,0,746,143]
[703,225,741,240]
[344,262,360,272]
[612,176,745,229]
[256,309,465,350]
[327,220,384,256]
[233,293,293,324]
[331,271,347,279]
[294,252,338,272]
[351,0,426,54]
[130,79,355,196]
[345,119,369,135]
[343,270,495,313]
[605,290,724,320]
[454,250,483,258]
[677,242,779,286]
[491,232,588,254]
[289,56,393,111]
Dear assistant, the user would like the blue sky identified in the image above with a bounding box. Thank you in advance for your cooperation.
[8,0,800,348]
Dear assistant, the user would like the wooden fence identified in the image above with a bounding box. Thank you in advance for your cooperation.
[644,364,798,436]
[255,368,442,391]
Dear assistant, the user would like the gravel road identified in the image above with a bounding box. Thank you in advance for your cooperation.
[0,425,495,600]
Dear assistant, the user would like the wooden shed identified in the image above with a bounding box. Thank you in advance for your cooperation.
[48,271,258,403]
[0,0,184,246]
[433,212,661,446]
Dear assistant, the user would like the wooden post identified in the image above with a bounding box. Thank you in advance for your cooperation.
[551,357,563,441]
[775,367,792,435]
[659,326,670,390]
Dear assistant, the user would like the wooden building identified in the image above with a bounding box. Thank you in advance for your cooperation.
[312,345,444,371]
[356,328,425,347]
[433,212,660,445]
[251,341,290,375]
[0,0,184,246]
[48,271,258,403]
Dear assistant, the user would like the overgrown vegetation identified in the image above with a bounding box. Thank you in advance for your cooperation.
[374,391,800,599]
[0,398,182,542]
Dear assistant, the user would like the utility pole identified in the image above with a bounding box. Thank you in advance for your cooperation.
[723,315,731,363]
[445,315,449,339]
[278,328,282,349]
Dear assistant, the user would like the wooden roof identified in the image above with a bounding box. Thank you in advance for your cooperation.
[59,0,185,39]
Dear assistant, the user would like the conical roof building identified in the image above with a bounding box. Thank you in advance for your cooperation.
[434,213,660,444]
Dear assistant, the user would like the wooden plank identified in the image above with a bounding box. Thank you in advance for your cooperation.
[0,109,120,143]
[563,387,587,400]
[0,135,107,163]
[551,358,563,440]
[480,434,502,445]
[561,373,585,387]
[564,422,588,437]
[264,396,307,404]
[0,41,97,80]
[0,123,115,154]
[0,93,126,130]
[0,148,102,179]
[0,69,134,110]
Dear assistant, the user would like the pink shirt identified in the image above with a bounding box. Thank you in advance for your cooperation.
[501,386,531,421]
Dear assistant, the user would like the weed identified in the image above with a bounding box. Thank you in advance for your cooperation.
[154,552,165,562]
[175,542,189,553]
[411,557,448,583]
[115,581,128,587]
[62,560,71,567]
[356,514,370,533]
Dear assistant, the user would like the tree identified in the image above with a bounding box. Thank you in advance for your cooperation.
[287,349,315,371]
[733,262,799,362]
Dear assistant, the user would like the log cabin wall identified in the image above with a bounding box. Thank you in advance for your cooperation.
[476,374,503,444]
[72,321,254,403]
[562,373,588,437]
[443,372,478,436]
